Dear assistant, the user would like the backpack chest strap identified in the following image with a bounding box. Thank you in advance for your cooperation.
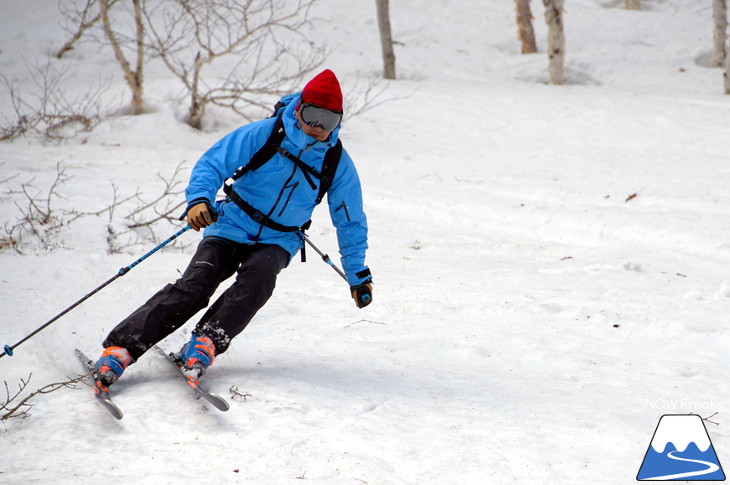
[275,145,319,190]
[222,183,305,233]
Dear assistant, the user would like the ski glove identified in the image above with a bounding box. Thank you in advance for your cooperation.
[351,280,373,308]
[186,202,216,231]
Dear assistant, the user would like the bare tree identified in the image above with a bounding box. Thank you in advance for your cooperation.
[2,162,94,251]
[124,161,186,229]
[0,159,187,253]
[145,0,326,129]
[543,0,565,85]
[2,374,85,422]
[375,0,396,79]
[99,0,146,114]
[625,0,641,10]
[56,0,120,58]
[342,77,399,121]
[725,37,730,94]
[515,0,537,54]
[0,59,110,142]
[714,0,728,67]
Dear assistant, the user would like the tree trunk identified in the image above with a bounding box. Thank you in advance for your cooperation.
[725,38,730,94]
[713,0,728,67]
[516,0,537,54]
[188,52,205,129]
[132,0,144,113]
[375,0,396,80]
[99,0,145,114]
[625,0,641,10]
[543,0,565,85]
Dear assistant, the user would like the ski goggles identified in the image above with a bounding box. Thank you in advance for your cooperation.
[299,103,342,132]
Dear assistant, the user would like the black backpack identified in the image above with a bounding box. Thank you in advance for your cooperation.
[222,101,343,234]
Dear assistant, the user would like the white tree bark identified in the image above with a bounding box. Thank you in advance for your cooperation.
[99,0,145,114]
[375,0,396,79]
[515,0,537,54]
[543,0,565,85]
[713,0,728,67]
[625,0,641,10]
[725,37,730,94]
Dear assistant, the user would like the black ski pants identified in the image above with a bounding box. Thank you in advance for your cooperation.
[103,237,290,361]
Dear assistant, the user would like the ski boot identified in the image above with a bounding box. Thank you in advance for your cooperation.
[93,346,132,394]
[177,334,215,382]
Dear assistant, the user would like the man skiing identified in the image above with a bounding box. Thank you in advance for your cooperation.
[92,69,372,391]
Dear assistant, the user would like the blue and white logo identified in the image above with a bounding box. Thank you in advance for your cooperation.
[637,414,725,481]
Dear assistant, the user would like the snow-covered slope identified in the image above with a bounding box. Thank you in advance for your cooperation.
[1,1,729,483]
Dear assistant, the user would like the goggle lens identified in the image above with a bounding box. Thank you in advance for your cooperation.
[300,103,342,132]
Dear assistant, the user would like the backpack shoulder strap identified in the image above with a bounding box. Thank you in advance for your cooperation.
[225,113,343,206]
[229,113,286,182]
[316,139,343,204]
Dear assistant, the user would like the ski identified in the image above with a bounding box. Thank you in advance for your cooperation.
[75,348,123,420]
[151,345,230,412]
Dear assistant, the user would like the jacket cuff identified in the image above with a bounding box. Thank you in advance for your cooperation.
[348,267,372,286]
[179,198,213,221]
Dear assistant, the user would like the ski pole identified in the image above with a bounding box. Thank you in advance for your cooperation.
[1,225,191,359]
[298,231,347,283]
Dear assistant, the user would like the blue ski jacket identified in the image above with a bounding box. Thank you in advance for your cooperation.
[184,93,370,286]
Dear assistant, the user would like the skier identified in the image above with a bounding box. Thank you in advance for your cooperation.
[92,69,372,390]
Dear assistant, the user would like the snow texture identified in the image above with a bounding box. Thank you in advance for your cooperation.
[1,0,729,484]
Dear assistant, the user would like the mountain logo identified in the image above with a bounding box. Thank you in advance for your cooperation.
[637,414,725,481]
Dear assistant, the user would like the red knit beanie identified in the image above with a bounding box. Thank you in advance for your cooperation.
[301,69,343,113]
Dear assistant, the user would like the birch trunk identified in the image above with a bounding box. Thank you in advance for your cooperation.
[713,0,728,67]
[725,38,730,94]
[543,0,565,85]
[375,0,396,79]
[515,0,537,54]
[99,0,145,114]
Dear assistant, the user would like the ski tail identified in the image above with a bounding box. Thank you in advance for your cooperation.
[151,345,230,412]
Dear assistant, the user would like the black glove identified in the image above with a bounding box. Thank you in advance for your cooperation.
[351,280,373,308]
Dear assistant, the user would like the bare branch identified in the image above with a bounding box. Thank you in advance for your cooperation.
[342,77,408,122]
[703,412,720,426]
[1,160,188,253]
[145,0,326,128]
[124,160,186,229]
[229,385,253,402]
[0,59,112,142]
[1,373,85,421]
[56,0,122,58]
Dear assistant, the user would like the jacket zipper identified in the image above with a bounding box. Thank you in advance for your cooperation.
[254,163,297,240]
[335,201,351,222]
[278,181,300,217]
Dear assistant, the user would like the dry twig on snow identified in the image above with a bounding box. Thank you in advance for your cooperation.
[1,373,85,422]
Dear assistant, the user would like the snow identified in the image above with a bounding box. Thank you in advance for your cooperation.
[1,0,730,483]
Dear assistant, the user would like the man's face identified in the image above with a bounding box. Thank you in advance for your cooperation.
[295,106,332,142]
